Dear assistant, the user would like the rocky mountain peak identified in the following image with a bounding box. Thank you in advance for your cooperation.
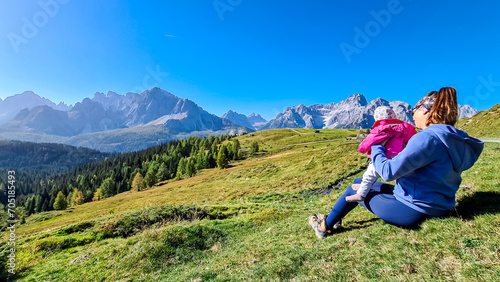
[340,93,368,107]
[0,87,251,139]
[0,91,70,124]
[263,94,411,130]
[222,110,267,131]
[458,104,479,119]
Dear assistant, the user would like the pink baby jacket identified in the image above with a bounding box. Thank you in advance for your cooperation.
[358,118,418,159]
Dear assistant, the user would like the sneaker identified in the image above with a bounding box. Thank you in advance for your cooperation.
[308,214,329,239]
[332,219,342,230]
[318,213,342,230]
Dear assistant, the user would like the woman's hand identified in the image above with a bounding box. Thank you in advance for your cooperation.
[378,138,390,146]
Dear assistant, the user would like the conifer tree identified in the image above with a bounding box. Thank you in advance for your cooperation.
[226,142,234,160]
[156,163,169,182]
[232,139,241,160]
[93,188,104,201]
[131,172,146,192]
[75,190,85,205]
[70,188,85,206]
[144,170,157,187]
[41,199,49,212]
[100,177,116,198]
[69,188,76,206]
[15,207,27,224]
[200,138,207,150]
[4,134,256,216]
[25,196,35,215]
[202,154,211,169]
[148,160,160,174]
[211,142,218,155]
[186,158,197,177]
[194,154,201,170]
[175,170,182,180]
[53,191,68,210]
[250,141,259,154]
[66,190,73,207]
[76,174,85,188]
[178,158,187,175]
[34,195,42,213]
[217,145,229,169]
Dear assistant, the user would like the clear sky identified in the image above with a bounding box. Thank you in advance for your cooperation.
[1,0,499,120]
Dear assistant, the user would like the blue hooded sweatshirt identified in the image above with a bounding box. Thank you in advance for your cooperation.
[371,124,484,216]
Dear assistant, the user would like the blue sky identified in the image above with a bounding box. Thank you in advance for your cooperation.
[1,0,499,120]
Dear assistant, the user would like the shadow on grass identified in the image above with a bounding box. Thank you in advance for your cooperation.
[339,217,425,232]
[327,192,500,235]
[337,218,381,233]
[446,191,500,220]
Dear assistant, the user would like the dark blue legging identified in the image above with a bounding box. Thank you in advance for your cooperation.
[326,178,428,228]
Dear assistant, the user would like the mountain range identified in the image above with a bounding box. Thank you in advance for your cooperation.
[221,111,267,131]
[1,88,251,136]
[0,89,479,152]
[262,94,414,130]
[251,94,478,130]
[0,88,251,152]
[0,91,70,125]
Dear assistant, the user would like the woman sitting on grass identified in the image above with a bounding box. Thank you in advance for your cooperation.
[345,105,417,203]
[308,87,484,239]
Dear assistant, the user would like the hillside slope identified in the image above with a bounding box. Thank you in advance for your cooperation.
[2,128,499,281]
[456,104,500,139]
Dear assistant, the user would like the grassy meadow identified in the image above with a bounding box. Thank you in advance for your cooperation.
[456,104,500,139]
[2,126,499,281]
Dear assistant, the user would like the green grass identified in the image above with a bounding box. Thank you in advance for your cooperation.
[2,128,499,281]
[237,128,358,152]
[456,104,500,139]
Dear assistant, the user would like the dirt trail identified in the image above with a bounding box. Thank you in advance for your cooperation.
[285,139,345,146]
[262,152,294,160]
[287,128,349,136]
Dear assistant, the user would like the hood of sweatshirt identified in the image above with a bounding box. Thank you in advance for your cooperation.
[424,124,484,172]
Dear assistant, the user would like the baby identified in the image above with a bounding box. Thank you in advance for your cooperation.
[346,106,417,202]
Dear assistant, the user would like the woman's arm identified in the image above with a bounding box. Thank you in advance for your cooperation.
[371,131,439,181]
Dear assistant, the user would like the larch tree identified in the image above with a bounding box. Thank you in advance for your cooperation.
[93,188,104,201]
[131,172,146,192]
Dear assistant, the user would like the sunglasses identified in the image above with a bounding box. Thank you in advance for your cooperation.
[412,99,434,116]
[411,106,430,116]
